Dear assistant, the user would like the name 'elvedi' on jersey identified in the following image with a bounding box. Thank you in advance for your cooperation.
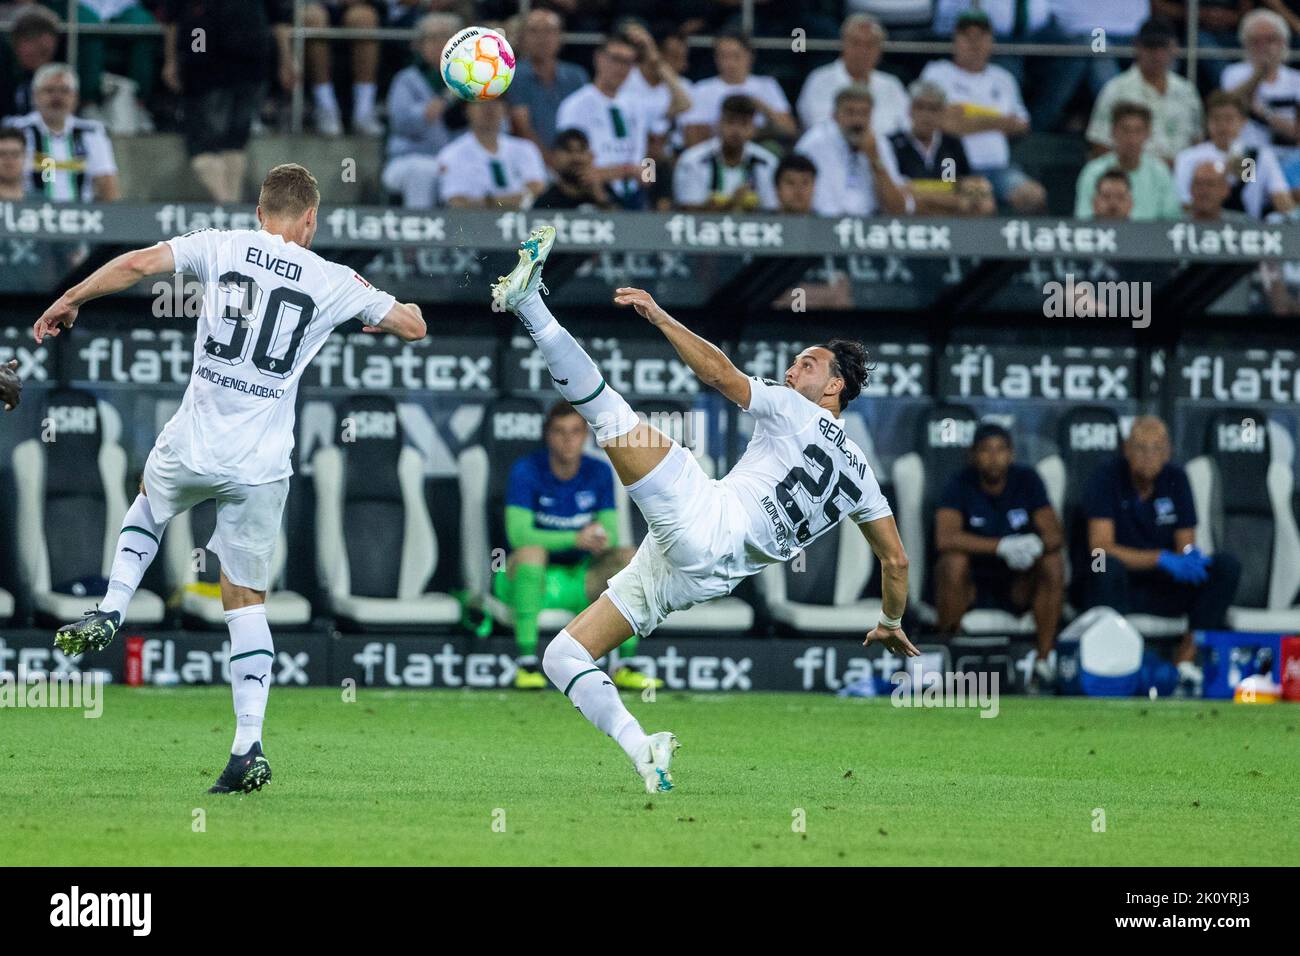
[244,246,303,283]
[818,417,867,480]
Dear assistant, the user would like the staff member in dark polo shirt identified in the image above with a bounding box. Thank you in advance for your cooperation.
[1084,415,1241,696]
[934,423,1065,690]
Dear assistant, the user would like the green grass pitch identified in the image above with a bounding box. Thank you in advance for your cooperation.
[3,687,1296,866]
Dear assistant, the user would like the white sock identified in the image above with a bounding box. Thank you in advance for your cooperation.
[99,494,166,623]
[227,605,273,755]
[312,82,339,114]
[353,81,377,120]
[520,296,639,444]
[543,630,648,761]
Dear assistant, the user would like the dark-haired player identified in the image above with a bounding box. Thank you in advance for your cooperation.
[492,226,914,794]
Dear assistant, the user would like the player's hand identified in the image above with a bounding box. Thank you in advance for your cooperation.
[613,287,671,326]
[1,359,21,411]
[865,624,920,657]
[575,522,609,554]
[33,296,78,344]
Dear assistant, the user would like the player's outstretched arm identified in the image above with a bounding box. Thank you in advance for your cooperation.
[33,242,177,344]
[364,302,427,342]
[859,514,919,657]
[613,287,751,408]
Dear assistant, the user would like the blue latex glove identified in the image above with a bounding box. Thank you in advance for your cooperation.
[1158,549,1210,585]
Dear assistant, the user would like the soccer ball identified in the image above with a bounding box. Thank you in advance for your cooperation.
[441,27,516,102]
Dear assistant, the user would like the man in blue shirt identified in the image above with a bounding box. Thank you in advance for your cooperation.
[1083,416,1241,695]
[935,423,1065,690]
[505,8,590,154]
[494,401,658,691]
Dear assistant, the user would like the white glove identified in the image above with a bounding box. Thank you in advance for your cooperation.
[996,533,1043,571]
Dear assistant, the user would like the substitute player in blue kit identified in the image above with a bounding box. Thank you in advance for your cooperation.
[32,164,425,794]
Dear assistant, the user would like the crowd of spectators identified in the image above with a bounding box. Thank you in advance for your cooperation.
[3,0,1300,223]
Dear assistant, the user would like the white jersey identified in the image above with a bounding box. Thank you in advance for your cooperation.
[722,377,891,573]
[161,228,396,485]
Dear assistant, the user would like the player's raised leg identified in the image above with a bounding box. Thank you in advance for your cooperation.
[492,227,679,792]
[491,226,675,487]
[54,489,167,655]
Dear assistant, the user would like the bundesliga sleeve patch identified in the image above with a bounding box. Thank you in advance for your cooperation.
[352,273,373,289]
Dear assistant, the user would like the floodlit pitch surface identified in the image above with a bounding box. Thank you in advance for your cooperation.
[3,687,1295,866]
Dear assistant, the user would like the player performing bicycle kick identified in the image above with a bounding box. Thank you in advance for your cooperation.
[491,226,916,794]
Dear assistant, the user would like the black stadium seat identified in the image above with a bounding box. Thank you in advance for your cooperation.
[1187,408,1300,631]
[312,395,459,628]
[12,388,164,625]
[1039,405,1122,611]
[891,402,978,627]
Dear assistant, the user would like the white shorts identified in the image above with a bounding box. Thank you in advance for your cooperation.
[142,443,289,591]
[605,444,742,636]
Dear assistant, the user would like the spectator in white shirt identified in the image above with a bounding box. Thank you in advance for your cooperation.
[433,98,547,209]
[4,63,119,202]
[1173,90,1296,219]
[796,14,908,137]
[673,94,779,212]
[1222,9,1300,149]
[617,21,692,147]
[793,84,908,217]
[555,34,651,209]
[681,32,796,148]
[382,13,461,210]
[921,9,1046,212]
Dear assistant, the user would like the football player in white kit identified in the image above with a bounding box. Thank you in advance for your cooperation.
[32,164,426,793]
[492,226,916,794]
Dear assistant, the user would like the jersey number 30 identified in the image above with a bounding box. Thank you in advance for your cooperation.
[775,443,862,543]
[203,271,316,379]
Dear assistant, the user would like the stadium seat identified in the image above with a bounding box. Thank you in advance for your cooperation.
[1187,409,1300,632]
[459,397,576,633]
[891,402,978,628]
[618,399,753,634]
[312,395,459,628]
[163,499,312,628]
[11,388,165,625]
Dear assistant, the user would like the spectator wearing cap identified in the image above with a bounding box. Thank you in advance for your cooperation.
[889,79,992,215]
[1075,102,1182,219]
[796,14,909,138]
[533,128,614,210]
[1087,17,1204,165]
[1222,8,1300,150]
[1083,415,1241,695]
[4,62,119,202]
[0,8,59,119]
[1174,90,1295,219]
[681,32,796,148]
[1091,169,1135,220]
[793,84,908,216]
[934,422,1064,691]
[508,9,590,154]
[382,12,461,210]
[673,95,778,212]
[920,9,1046,212]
